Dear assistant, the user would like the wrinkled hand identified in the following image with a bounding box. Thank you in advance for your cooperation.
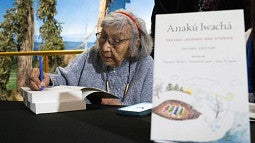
[101,98,121,105]
[27,68,50,91]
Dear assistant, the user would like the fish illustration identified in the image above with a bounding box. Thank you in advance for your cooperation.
[153,100,201,120]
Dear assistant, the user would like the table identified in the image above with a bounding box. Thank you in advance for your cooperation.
[0,101,254,143]
[0,101,152,143]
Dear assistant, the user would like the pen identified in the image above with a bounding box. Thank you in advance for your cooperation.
[39,56,44,91]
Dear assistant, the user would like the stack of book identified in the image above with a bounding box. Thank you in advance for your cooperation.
[21,85,119,114]
[21,86,86,114]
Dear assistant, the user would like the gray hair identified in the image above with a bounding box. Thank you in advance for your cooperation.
[99,9,153,60]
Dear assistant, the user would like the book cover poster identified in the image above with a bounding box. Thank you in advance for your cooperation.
[151,10,251,142]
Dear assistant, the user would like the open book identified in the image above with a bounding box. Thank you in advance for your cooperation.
[81,87,119,104]
[21,85,119,114]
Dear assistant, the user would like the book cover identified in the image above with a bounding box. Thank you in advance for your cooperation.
[151,10,251,142]
[82,87,119,104]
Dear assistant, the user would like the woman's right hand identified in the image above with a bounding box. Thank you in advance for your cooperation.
[28,68,50,91]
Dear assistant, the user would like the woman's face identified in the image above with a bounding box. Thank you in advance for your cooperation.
[98,25,131,67]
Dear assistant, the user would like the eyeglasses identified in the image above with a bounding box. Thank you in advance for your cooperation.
[96,32,130,47]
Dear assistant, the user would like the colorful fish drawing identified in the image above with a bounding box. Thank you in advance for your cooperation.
[153,100,201,120]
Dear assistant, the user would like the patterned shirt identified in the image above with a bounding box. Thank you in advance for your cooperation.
[50,47,154,105]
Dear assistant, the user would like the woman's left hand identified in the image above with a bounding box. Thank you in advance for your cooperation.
[101,98,121,105]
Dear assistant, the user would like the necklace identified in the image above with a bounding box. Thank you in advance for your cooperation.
[105,62,131,100]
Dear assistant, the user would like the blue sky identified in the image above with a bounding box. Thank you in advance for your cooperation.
[0,0,154,42]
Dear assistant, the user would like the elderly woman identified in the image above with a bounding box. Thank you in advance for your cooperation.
[28,9,153,105]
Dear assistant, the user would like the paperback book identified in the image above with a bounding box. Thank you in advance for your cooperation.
[151,10,251,142]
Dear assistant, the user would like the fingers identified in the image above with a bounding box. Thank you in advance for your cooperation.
[28,68,41,90]
[29,80,41,91]
[42,73,50,87]
[28,68,50,91]
[101,98,121,105]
